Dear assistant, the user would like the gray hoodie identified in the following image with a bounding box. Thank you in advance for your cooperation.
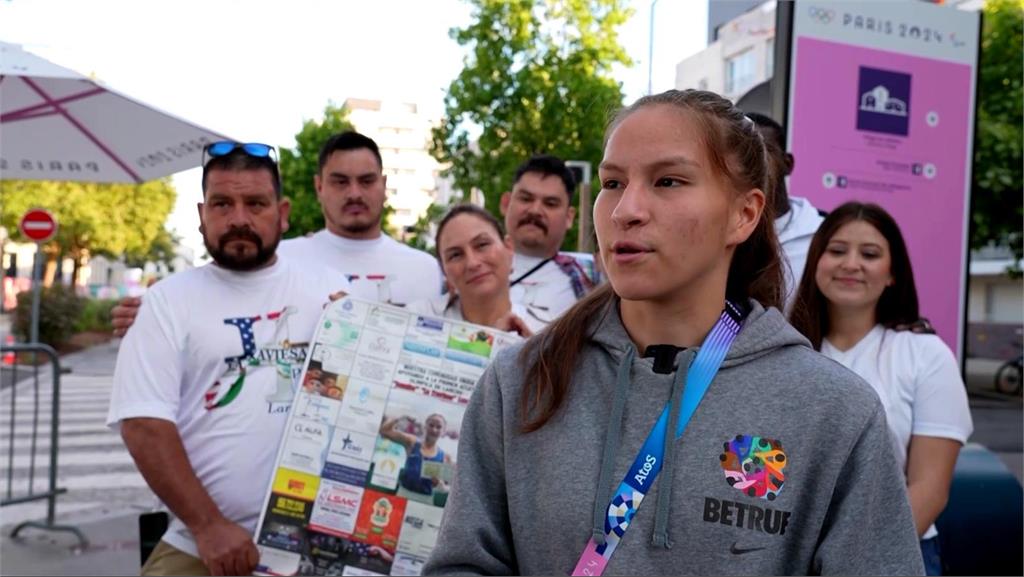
[424,299,924,576]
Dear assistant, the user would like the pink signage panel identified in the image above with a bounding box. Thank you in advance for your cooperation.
[789,36,973,357]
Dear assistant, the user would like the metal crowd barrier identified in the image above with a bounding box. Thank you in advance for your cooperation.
[1,343,87,547]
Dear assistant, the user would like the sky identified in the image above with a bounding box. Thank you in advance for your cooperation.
[0,0,707,263]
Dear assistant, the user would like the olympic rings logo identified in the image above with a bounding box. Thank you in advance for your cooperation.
[807,6,835,24]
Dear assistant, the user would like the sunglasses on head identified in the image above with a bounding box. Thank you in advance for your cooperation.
[202,141,277,166]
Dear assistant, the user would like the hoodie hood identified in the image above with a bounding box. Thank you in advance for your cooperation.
[586,297,811,370]
[776,196,825,245]
[776,196,826,313]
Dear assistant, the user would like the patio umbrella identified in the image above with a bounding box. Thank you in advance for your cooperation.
[0,41,227,183]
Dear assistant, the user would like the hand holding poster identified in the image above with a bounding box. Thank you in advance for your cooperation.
[254,297,520,576]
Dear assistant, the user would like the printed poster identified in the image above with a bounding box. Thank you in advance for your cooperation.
[254,297,519,576]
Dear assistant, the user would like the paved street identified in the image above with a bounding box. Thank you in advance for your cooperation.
[969,400,1023,483]
[962,357,1023,482]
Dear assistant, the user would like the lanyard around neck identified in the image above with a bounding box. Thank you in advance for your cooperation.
[571,301,747,576]
[510,257,553,287]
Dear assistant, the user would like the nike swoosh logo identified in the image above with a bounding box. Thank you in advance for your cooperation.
[730,543,766,555]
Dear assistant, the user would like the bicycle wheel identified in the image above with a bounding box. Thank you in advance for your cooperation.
[994,363,1022,395]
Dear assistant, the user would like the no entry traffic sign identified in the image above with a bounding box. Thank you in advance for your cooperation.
[18,208,58,243]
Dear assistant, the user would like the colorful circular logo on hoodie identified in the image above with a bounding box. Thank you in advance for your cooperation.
[719,435,787,500]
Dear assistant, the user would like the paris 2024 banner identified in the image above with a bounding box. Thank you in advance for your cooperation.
[787,0,980,358]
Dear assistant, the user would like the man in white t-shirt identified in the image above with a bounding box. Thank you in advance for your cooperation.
[747,113,825,314]
[276,131,442,306]
[107,143,347,576]
[500,155,597,327]
[111,132,441,334]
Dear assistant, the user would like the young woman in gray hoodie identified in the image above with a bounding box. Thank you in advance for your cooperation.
[423,89,925,576]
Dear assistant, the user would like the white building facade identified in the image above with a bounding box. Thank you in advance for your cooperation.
[675,1,777,101]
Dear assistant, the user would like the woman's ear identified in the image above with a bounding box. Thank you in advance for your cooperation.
[727,188,765,247]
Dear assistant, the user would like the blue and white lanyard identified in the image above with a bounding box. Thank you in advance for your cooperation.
[572,301,746,576]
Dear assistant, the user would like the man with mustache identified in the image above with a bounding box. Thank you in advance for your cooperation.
[500,155,597,326]
[112,132,442,334]
[107,143,349,576]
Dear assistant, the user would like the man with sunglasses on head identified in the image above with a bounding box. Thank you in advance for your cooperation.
[107,142,349,576]
[112,132,442,334]
[275,131,443,305]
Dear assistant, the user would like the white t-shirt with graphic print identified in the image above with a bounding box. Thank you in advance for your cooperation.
[821,325,973,539]
[106,257,347,557]
[278,230,443,307]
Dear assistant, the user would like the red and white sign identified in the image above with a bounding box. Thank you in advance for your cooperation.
[18,208,58,243]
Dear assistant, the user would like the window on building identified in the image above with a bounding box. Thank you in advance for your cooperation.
[766,38,775,78]
[725,49,756,95]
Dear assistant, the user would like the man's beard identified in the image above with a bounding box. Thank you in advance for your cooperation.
[342,219,378,235]
[339,200,382,235]
[205,225,280,271]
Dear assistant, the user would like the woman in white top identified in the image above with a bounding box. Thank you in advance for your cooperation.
[407,204,537,337]
[790,201,973,575]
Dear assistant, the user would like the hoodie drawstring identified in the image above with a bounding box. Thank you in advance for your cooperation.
[650,349,695,549]
[591,347,634,546]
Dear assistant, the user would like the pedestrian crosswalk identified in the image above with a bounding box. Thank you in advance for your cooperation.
[0,344,160,529]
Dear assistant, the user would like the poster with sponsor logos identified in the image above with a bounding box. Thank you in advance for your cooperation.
[785,1,979,358]
[254,296,519,576]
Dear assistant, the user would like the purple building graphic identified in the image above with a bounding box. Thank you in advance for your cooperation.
[856,66,912,136]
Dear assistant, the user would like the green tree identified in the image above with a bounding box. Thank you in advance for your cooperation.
[279,103,355,238]
[432,0,632,251]
[973,0,1023,263]
[124,227,181,270]
[1,179,177,284]
[403,200,456,255]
